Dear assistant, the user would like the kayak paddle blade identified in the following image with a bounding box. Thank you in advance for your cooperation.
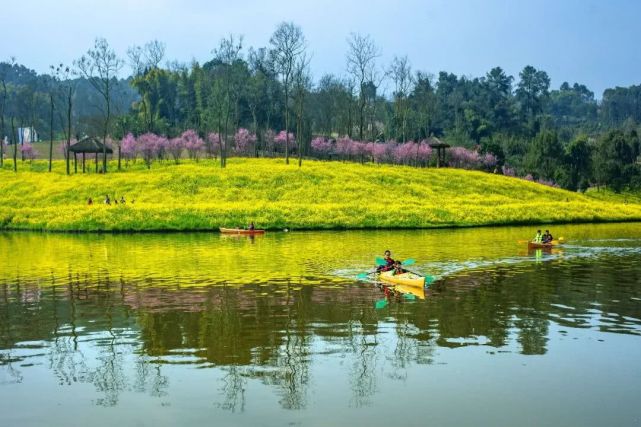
[374,299,388,309]
[357,273,369,280]
[375,256,386,266]
[401,258,415,266]
[424,275,434,286]
[403,293,417,301]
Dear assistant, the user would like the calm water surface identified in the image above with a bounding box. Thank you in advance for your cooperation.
[1,224,641,426]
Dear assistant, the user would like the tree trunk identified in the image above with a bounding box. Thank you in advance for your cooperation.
[49,94,54,172]
[285,82,290,165]
[0,116,4,168]
[358,95,365,141]
[103,83,110,173]
[66,89,72,175]
[11,117,17,172]
[252,111,259,158]
[0,81,5,168]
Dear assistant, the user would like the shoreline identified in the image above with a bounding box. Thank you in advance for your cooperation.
[2,218,641,234]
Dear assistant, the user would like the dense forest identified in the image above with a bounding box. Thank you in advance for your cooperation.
[1,22,640,191]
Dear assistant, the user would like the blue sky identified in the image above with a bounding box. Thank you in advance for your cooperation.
[2,0,640,96]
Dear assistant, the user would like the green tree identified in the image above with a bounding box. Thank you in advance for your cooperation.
[526,130,563,180]
[515,66,550,132]
[564,135,592,191]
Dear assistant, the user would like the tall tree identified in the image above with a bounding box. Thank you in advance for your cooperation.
[346,33,380,141]
[270,22,306,164]
[483,67,514,132]
[389,55,414,142]
[409,72,437,139]
[46,66,58,172]
[53,65,76,175]
[128,40,167,133]
[515,65,550,130]
[75,38,124,173]
[0,58,14,168]
[292,53,312,166]
[212,34,247,168]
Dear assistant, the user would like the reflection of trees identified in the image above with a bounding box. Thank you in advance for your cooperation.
[219,365,246,412]
[274,282,310,410]
[2,252,641,409]
[0,277,170,406]
[347,304,379,408]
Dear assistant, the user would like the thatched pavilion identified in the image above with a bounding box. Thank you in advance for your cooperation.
[69,137,113,173]
[427,137,450,168]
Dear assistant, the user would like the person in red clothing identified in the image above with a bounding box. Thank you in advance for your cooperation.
[376,250,395,272]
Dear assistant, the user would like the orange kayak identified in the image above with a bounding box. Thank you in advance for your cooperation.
[527,241,556,250]
[219,227,266,235]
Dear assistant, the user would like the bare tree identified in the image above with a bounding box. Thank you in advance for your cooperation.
[127,40,166,76]
[212,34,245,168]
[389,56,414,142]
[75,38,123,173]
[126,45,145,77]
[270,22,306,165]
[1,57,20,169]
[0,59,13,168]
[292,53,312,167]
[346,33,380,141]
[53,65,76,175]
[46,66,58,172]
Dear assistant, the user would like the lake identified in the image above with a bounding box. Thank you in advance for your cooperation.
[1,223,640,426]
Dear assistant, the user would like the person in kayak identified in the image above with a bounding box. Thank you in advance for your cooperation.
[376,250,395,272]
[392,260,406,276]
[542,230,554,243]
[533,230,543,243]
[248,222,255,231]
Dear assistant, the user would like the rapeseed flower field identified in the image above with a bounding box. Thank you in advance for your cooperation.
[0,158,639,231]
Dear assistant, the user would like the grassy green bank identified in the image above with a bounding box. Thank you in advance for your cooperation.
[0,159,640,231]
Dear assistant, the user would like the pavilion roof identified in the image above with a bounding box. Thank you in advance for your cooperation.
[69,137,113,154]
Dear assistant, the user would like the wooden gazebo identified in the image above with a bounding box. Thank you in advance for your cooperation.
[69,137,113,173]
[427,137,450,168]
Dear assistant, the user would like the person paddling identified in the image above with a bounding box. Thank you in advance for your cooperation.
[248,222,255,231]
[376,250,395,272]
[533,230,543,243]
[542,230,554,243]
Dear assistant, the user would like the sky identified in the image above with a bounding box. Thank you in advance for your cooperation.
[2,0,640,96]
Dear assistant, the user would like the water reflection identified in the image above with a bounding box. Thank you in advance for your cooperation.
[1,225,641,425]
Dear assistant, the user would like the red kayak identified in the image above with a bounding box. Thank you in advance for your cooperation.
[219,227,266,235]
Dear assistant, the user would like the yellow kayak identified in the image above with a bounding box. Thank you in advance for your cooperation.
[390,283,425,299]
[378,270,425,288]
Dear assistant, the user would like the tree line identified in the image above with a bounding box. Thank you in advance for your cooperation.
[0,22,640,191]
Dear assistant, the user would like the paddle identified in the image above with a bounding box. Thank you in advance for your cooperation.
[357,271,375,280]
[375,257,415,266]
[374,299,388,309]
[518,237,565,244]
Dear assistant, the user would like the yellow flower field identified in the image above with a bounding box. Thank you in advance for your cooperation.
[0,158,640,231]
